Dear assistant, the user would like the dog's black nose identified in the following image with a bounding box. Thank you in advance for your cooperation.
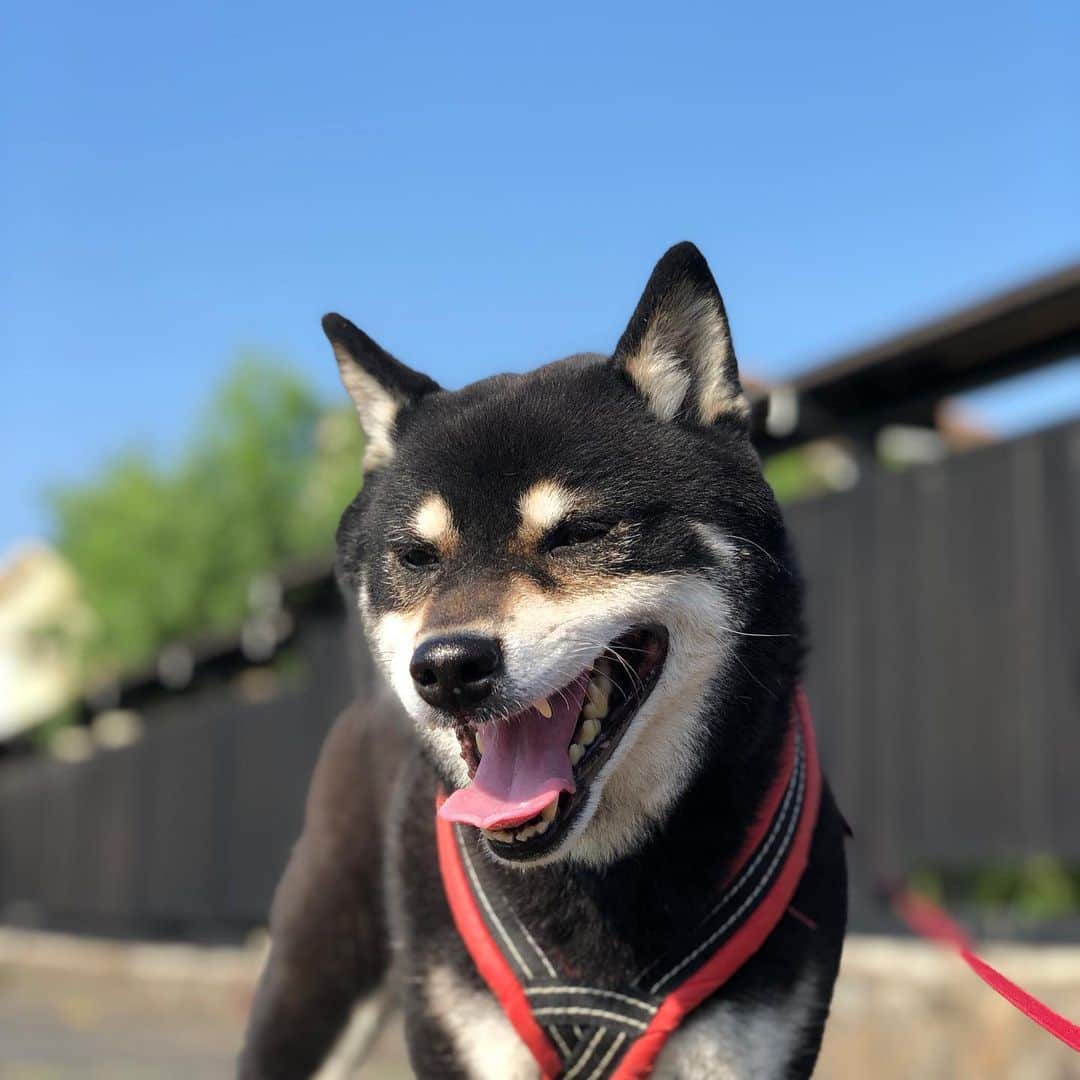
[409,635,503,711]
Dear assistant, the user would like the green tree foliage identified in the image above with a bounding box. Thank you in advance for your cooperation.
[763,451,818,503]
[49,358,363,674]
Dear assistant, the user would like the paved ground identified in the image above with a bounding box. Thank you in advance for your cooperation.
[1,930,1077,1078]
[1,967,242,1079]
[0,931,410,1080]
[0,965,411,1079]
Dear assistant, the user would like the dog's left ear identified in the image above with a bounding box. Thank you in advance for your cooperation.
[322,313,441,471]
[612,242,749,427]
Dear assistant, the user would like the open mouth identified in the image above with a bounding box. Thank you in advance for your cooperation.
[438,625,669,859]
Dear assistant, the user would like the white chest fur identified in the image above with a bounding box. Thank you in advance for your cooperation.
[425,964,819,1080]
[426,966,537,1080]
[652,971,820,1079]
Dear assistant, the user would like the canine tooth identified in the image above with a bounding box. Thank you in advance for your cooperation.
[582,701,603,722]
[568,743,585,766]
[534,819,549,835]
[533,697,552,719]
[540,801,558,823]
[586,679,609,715]
[475,732,485,754]
[580,717,600,745]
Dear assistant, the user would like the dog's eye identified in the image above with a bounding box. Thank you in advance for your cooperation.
[545,520,613,555]
[399,545,439,569]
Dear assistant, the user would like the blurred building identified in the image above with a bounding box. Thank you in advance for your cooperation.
[0,545,93,740]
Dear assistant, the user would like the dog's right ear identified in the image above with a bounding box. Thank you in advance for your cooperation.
[322,314,441,471]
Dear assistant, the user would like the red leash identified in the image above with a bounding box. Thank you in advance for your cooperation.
[889,886,1080,1054]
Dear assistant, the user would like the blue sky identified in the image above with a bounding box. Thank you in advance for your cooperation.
[2,2,1078,551]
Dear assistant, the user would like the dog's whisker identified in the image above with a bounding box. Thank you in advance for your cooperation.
[724,533,785,572]
[729,650,778,700]
[715,625,794,639]
[606,648,647,700]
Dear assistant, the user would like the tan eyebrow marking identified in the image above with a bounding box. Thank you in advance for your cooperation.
[516,479,581,544]
[411,493,458,553]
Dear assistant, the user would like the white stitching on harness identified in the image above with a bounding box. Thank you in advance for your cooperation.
[532,1007,648,1031]
[650,751,806,992]
[586,1030,627,1080]
[510,907,557,978]
[457,829,534,979]
[548,1026,571,1057]
[528,987,655,1013]
[699,729,803,927]
[636,729,804,988]
[563,1027,607,1079]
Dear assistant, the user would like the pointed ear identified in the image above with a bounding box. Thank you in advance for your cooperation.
[322,313,440,471]
[612,242,749,426]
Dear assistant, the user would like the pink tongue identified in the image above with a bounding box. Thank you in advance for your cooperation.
[438,675,589,830]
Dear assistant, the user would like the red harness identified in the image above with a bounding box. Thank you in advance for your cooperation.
[436,689,822,1080]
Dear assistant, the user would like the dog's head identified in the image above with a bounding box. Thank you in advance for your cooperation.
[328,243,799,867]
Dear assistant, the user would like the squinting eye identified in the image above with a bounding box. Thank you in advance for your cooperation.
[546,520,614,555]
[400,545,439,569]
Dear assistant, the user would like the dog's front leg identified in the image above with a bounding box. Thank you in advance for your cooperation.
[238,702,404,1079]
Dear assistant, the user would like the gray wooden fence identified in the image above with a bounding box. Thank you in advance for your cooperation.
[0,420,1076,939]
[794,419,1079,874]
[0,617,348,938]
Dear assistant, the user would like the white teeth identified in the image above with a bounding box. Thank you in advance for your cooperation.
[533,697,552,719]
[568,742,585,766]
[475,732,485,754]
[580,716,601,745]
[485,803,558,846]
[585,678,609,717]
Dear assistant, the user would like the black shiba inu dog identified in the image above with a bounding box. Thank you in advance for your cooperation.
[240,244,848,1079]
